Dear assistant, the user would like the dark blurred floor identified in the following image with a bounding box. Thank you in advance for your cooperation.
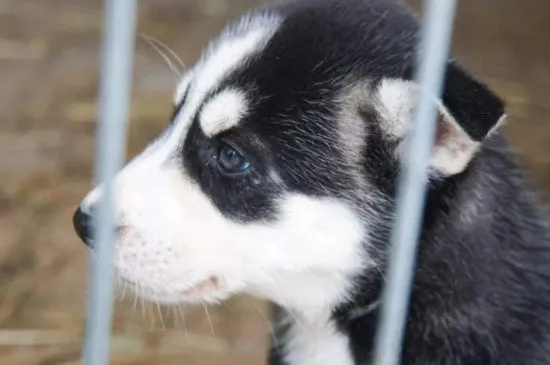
[0,0,548,364]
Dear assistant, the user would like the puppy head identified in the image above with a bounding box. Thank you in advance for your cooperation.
[74,0,505,312]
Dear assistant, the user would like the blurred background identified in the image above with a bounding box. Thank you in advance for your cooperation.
[0,0,549,364]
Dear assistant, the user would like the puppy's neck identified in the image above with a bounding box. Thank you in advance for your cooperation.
[251,270,359,323]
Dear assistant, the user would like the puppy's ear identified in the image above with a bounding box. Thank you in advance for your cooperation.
[374,62,506,176]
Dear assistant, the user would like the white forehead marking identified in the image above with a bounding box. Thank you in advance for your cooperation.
[200,89,249,136]
[191,15,277,109]
[182,12,280,122]
[150,13,281,164]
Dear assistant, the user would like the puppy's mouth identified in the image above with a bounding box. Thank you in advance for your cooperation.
[186,276,219,294]
[117,275,222,304]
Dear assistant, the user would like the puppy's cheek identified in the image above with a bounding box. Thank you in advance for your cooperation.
[112,229,247,303]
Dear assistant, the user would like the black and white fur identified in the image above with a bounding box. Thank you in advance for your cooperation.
[73,0,550,364]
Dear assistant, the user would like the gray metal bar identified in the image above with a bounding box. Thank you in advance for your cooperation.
[371,1,457,364]
[83,1,137,365]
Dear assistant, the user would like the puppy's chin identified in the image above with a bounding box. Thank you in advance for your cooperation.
[116,275,235,305]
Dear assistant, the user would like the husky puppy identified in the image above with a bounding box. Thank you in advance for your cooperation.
[73,0,550,364]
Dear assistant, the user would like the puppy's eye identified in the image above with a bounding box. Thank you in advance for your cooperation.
[217,143,250,173]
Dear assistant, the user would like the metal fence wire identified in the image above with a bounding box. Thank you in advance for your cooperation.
[84,0,457,364]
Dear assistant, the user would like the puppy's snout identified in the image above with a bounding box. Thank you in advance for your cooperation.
[73,206,95,248]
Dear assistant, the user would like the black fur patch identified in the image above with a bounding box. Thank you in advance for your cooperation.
[442,62,506,141]
[180,116,284,223]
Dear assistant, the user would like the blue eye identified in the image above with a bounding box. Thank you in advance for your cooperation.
[218,143,250,173]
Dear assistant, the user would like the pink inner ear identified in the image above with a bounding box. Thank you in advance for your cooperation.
[430,107,481,176]
[376,78,482,176]
[433,110,459,149]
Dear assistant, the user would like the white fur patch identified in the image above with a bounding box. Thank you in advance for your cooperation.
[376,78,481,176]
[200,89,249,136]
[376,78,415,138]
[282,312,355,365]
[179,12,280,118]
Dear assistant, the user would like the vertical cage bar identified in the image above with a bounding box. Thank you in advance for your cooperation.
[83,1,137,365]
[371,1,457,365]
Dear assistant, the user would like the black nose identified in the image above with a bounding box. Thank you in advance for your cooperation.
[73,206,95,248]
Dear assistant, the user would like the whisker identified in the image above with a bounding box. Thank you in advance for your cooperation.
[119,279,128,303]
[139,286,147,323]
[147,302,156,330]
[156,300,166,331]
[132,284,139,311]
[203,304,216,337]
[252,302,280,349]
[176,304,190,343]
[286,309,306,331]
[141,33,184,77]
[142,33,186,70]
[170,306,179,331]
